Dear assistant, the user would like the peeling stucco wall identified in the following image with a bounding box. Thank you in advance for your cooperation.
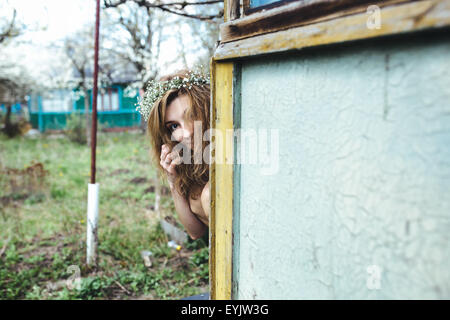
[234,32,450,299]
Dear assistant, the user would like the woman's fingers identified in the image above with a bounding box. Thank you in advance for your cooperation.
[160,155,172,170]
[165,152,173,164]
[160,145,171,166]
[167,161,177,175]
[160,153,169,169]
[160,145,181,175]
[172,155,182,165]
[160,144,169,161]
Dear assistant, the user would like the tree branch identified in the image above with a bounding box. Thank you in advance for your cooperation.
[103,0,223,21]
[0,9,20,44]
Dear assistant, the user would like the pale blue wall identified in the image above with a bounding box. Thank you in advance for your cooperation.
[233,32,450,299]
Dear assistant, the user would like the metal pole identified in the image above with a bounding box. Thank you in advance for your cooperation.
[87,0,101,267]
[91,0,100,184]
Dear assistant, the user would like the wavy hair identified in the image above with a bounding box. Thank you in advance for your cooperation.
[147,69,210,201]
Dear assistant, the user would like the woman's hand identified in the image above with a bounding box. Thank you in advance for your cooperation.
[160,144,181,187]
[160,144,208,239]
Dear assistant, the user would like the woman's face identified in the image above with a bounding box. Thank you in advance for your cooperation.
[164,94,194,150]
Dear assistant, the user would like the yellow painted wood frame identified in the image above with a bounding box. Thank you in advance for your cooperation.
[209,59,234,300]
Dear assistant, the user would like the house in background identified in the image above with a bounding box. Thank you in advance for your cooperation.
[28,83,141,132]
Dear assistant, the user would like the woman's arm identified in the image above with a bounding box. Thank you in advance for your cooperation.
[169,182,207,240]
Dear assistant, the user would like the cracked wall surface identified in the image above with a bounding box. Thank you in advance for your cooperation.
[234,32,450,299]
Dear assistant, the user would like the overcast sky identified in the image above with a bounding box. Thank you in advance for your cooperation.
[9,0,96,42]
[3,0,197,81]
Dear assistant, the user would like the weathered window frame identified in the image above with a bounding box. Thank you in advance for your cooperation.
[218,0,450,59]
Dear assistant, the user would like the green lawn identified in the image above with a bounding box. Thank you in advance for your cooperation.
[0,130,208,300]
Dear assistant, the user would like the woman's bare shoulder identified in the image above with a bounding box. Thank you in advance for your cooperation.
[200,181,210,218]
[201,182,210,200]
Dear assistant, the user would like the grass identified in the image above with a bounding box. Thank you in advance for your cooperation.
[0,129,209,300]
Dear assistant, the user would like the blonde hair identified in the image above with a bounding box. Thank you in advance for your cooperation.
[147,69,210,200]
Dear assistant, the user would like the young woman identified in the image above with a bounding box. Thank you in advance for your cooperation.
[142,69,210,240]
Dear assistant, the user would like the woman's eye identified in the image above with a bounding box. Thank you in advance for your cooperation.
[168,123,178,131]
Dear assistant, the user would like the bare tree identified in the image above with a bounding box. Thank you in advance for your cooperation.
[0,4,32,137]
[184,14,220,68]
[102,4,162,87]
[64,27,96,146]
[103,0,222,88]
[102,3,171,134]
[103,0,223,21]
[0,62,35,137]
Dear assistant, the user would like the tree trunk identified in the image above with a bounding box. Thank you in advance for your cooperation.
[3,104,18,138]
[4,103,11,129]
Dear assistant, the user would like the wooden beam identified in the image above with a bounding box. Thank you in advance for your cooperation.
[209,60,234,300]
[224,0,230,22]
[209,57,217,300]
[229,0,241,20]
[215,0,450,60]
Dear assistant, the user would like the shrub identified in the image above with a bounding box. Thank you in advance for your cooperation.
[65,113,87,145]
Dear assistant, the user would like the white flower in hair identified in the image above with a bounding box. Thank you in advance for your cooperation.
[135,70,210,122]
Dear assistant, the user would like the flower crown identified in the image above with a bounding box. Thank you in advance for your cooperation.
[136,70,210,122]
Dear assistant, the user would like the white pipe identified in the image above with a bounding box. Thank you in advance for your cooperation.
[86,183,99,266]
